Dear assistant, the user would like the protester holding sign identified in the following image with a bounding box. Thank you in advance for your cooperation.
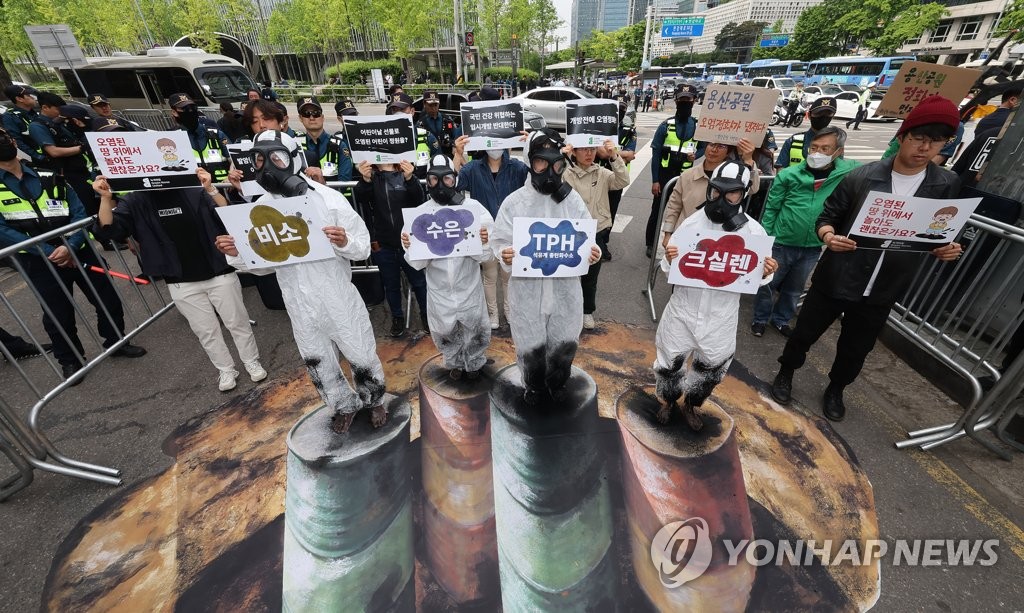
[771,96,964,423]
[402,155,494,380]
[657,160,777,431]
[563,139,630,330]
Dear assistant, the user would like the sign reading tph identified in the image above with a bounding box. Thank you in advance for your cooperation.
[512,217,597,278]
[661,17,705,38]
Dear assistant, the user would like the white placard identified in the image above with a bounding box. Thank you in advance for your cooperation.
[666,227,775,294]
[460,100,526,151]
[564,99,619,148]
[342,115,417,165]
[511,217,597,278]
[86,131,202,191]
[402,205,483,260]
[849,191,982,251]
[215,196,336,269]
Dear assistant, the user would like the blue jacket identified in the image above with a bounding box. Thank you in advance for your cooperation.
[419,113,461,155]
[1,107,43,164]
[0,163,87,255]
[650,116,704,183]
[456,152,529,218]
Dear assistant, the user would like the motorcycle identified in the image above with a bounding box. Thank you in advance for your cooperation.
[770,97,806,128]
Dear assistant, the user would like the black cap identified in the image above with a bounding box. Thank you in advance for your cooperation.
[335,99,358,116]
[387,93,414,110]
[168,93,197,109]
[423,90,440,104]
[297,96,321,111]
[479,87,501,101]
[809,97,837,116]
[675,85,699,100]
[88,93,109,106]
[4,84,37,100]
[59,105,91,121]
[92,117,126,132]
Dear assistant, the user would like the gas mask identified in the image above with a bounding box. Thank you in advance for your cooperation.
[810,113,834,131]
[426,155,463,205]
[703,161,751,232]
[806,152,835,169]
[486,149,504,160]
[251,130,308,197]
[0,133,18,162]
[527,129,571,201]
[175,105,201,131]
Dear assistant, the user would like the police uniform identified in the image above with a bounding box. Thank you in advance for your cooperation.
[647,85,705,251]
[295,96,346,181]
[168,93,230,183]
[332,99,358,183]
[418,90,461,158]
[86,94,140,131]
[2,85,44,165]
[29,106,97,214]
[387,93,433,178]
[777,97,836,169]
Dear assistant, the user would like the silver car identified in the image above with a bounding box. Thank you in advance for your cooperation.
[511,86,596,131]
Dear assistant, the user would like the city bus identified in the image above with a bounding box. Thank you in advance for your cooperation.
[681,63,708,79]
[58,47,259,110]
[804,56,914,87]
[707,63,747,82]
[745,60,808,81]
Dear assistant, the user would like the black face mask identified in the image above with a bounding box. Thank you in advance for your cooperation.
[810,114,833,131]
[0,136,18,162]
[252,144,308,197]
[676,101,694,119]
[176,107,200,131]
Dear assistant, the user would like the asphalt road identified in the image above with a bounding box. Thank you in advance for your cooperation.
[0,103,1022,613]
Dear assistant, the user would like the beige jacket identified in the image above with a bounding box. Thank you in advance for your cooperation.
[660,157,760,236]
[564,156,630,232]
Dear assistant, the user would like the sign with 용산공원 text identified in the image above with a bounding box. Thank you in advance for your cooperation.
[693,84,775,146]
[661,17,705,38]
[874,61,980,119]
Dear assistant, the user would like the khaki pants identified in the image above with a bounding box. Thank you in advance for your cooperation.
[481,259,511,324]
[167,273,259,374]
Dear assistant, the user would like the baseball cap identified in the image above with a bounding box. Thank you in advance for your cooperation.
[4,84,37,100]
[168,93,197,109]
[387,93,414,111]
[809,97,837,116]
[88,93,109,106]
[423,90,440,104]
[59,105,91,121]
[297,96,321,112]
[675,85,698,100]
[334,99,358,116]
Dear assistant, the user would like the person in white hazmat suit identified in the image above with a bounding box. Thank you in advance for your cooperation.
[214,130,386,434]
[491,129,602,404]
[402,155,494,379]
[656,160,778,431]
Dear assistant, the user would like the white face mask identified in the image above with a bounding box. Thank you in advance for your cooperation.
[806,152,834,169]
[486,149,503,160]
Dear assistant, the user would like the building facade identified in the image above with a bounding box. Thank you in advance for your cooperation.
[689,0,824,53]
[572,0,634,45]
[898,0,1008,66]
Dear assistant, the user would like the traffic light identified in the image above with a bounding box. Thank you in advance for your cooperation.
[465,31,474,47]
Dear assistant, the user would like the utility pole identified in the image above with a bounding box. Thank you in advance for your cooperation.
[641,4,653,70]
[454,0,463,84]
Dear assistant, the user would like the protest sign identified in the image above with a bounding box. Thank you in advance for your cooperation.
[848,190,981,251]
[564,99,619,147]
[402,205,484,260]
[875,61,979,118]
[215,196,335,268]
[511,217,597,278]
[227,143,266,198]
[460,100,525,151]
[694,84,775,146]
[342,115,416,164]
[86,131,201,191]
[667,227,774,294]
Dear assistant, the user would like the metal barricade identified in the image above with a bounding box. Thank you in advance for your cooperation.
[115,109,178,131]
[0,219,176,500]
[892,213,1024,458]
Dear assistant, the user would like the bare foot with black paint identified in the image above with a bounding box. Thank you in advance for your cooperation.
[681,402,704,432]
[370,404,388,428]
[331,411,356,434]
[656,397,674,424]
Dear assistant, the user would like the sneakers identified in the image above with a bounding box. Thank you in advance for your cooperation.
[771,369,793,404]
[751,322,766,337]
[489,314,499,330]
[244,360,268,382]
[390,317,406,337]
[773,323,793,337]
[583,314,596,329]
[218,370,238,392]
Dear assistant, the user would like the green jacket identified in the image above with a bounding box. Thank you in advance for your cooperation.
[761,157,860,247]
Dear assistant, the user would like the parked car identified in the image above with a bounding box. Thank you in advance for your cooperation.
[831,90,895,122]
[750,77,797,91]
[510,86,596,130]
[801,84,845,105]
[411,90,547,132]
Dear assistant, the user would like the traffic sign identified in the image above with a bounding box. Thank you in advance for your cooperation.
[759,34,791,48]
[661,17,705,38]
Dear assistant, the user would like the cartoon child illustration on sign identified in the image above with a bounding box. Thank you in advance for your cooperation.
[157,137,189,172]
[916,205,958,240]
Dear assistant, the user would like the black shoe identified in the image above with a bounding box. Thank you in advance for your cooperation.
[845,122,851,128]
[645,246,653,258]
[773,323,793,337]
[601,251,612,262]
[390,317,406,338]
[61,362,85,386]
[4,342,52,361]
[111,343,147,358]
[751,322,766,337]
[421,314,430,335]
[771,369,793,404]
[823,384,846,422]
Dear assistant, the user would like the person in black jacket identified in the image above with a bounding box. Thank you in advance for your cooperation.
[770,95,965,422]
[353,159,427,337]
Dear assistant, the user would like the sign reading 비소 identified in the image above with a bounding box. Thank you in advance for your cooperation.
[86,131,201,191]
[694,85,775,146]
[875,61,980,119]
[214,196,336,268]
[227,143,266,198]
[564,99,619,148]
[661,16,705,38]
[667,227,775,294]
[512,217,597,278]
[460,100,525,151]
[342,115,416,165]
[848,190,981,251]
[402,205,483,260]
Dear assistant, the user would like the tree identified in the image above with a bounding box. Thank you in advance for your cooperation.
[785,0,858,61]
[1001,0,1024,40]
[714,20,768,63]
[836,0,947,56]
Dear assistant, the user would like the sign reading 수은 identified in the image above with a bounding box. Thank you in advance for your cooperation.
[661,16,705,38]
[564,99,619,148]
[512,217,597,278]
[402,205,484,260]
[214,196,336,268]
[875,61,980,119]
[342,115,416,165]
[694,85,775,146]
[667,227,775,294]
[848,190,982,252]
[227,143,266,198]
[460,100,525,151]
[86,131,202,191]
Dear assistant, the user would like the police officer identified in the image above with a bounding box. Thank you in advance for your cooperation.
[387,92,434,179]
[296,96,347,181]
[332,99,358,181]
[167,93,230,184]
[418,90,460,158]
[29,95,96,213]
[87,94,141,131]
[2,85,43,165]
[776,97,837,169]
[646,84,704,258]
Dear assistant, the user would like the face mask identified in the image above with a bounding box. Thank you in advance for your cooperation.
[175,107,200,131]
[486,149,503,160]
[528,150,569,199]
[810,114,833,131]
[676,101,694,119]
[806,152,834,169]
[427,171,463,205]
[252,144,308,197]
[0,137,18,162]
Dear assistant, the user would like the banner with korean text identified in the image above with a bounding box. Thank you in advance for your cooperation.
[564,99,619,147]
[693,85,775,146]
[460,100,525,151]
[342,115,416,164]
[215,196,335,268]
[848,191,981,251]
[86,131,201,191]
[511,217,597,278]
[667,227,774,294]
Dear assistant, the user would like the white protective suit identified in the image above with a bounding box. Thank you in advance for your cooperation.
[490,184,595,393]
[230,178,386,416]
[404,196,494,372]
[654,210,773,408]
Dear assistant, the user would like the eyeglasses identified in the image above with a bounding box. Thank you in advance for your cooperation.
[300,110,322,118]
[706,143,728,150]
[904,134,951,148]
